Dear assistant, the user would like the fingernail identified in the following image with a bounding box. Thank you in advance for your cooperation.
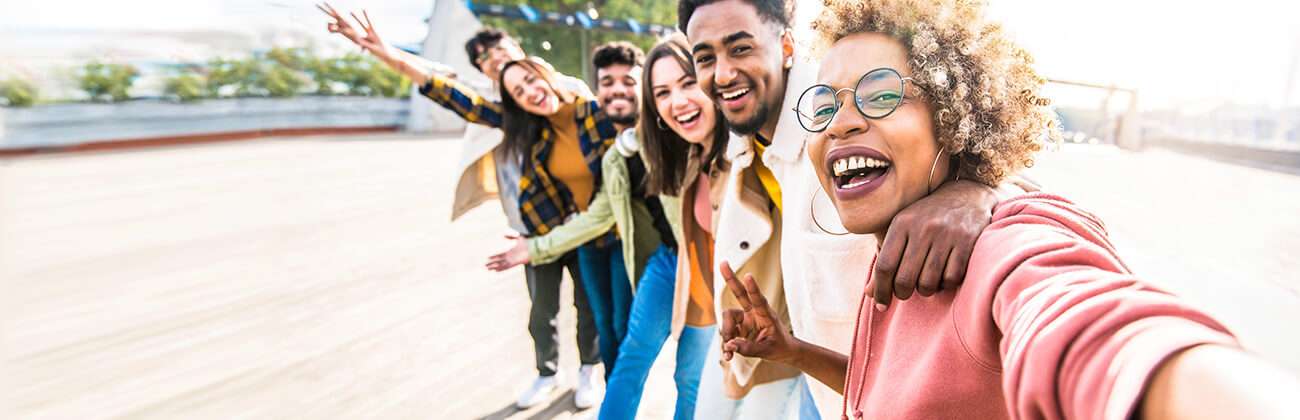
[875,303,888,312]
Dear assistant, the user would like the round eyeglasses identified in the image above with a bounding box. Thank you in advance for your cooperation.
[793,67,918,133]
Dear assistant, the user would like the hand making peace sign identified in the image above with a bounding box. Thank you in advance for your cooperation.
[316,2,387,57]
[718,261,800,364]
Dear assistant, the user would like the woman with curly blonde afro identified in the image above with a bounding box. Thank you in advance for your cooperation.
[716,0,1300,419]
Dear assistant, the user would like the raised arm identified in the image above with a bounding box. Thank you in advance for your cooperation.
[318,3,501,126]
[318,3,446,81]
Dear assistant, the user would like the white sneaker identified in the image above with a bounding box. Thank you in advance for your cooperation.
[516,375,559,409]
[574,364,601,409]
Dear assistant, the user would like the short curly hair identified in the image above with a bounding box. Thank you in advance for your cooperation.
[678,0,793,33]
[591,41,645,71]
[812,0,1058,185]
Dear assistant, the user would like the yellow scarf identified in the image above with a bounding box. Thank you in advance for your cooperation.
[751,137,783,213]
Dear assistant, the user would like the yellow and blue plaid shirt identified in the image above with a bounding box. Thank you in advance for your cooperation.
[420,75,618,245]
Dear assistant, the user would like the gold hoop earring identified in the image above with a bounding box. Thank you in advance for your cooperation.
[927,146,947,193]
[810,189,850,236]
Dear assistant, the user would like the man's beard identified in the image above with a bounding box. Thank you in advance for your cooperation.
[609,110,639,126]
[726,100,771,136]
[603,95,638,126]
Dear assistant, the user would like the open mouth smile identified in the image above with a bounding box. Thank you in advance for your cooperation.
[825,145,891,200]
[716,85,751,110]
[674,109,701,129]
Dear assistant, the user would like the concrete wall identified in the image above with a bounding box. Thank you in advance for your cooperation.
[0,97,410,150]
[407,0,489,133]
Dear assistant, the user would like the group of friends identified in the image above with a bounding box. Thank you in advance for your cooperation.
[318,0,1299,418]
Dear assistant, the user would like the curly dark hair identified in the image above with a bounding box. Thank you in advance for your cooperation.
[464,27,509,70]
[677,0,793,33]
[591,41,645,72]
[812,0,1059,185]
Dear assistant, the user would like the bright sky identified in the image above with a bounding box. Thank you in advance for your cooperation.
[3,0,1298,110]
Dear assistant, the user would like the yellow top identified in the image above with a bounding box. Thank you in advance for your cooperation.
[751,137,783,213]
[546,102,595,211]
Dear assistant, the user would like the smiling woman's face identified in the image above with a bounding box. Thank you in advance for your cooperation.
[807,32,949,235]
[649,56,717,145]
[503,65,561,116]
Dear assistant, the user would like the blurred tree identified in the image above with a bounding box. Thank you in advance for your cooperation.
[262,62,306,98]
[187,49,407,100]
[206,57,260,97]
[79,62,140,102]
[0,78,38,107]
[164,71,206,103]
[305,54,347,95]
[266,47,310,71]
[473,0,677,80]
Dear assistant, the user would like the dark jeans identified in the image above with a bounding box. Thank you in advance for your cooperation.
[577,240,633,377]
[526,251,600,377]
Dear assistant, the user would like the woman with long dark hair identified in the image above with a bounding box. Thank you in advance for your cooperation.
[317,4,620,408]
[478,56,633,388]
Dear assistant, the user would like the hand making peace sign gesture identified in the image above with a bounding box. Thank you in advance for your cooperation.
[718,261,800,364]
[316,2,387,57]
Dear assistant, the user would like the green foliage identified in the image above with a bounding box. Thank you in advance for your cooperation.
[305,53,410,98]
[0,78,38,107]
[265,47,310,71]
[203,50,406,99]
[263,63,306,97]
[164,70,206,103]
[79,62,140,102]
[206,57,261,97]
[475,0,678,80]
[204,55,308,98]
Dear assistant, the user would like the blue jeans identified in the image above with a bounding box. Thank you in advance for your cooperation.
[578,240,632,376]
[599,245,714,420]
[798,375,822,420]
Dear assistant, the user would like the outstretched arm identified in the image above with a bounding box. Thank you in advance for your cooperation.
[318,3,445,82]
[318,3,501,126]
[977,209,1296,419]
[486,189,616,271]
[1140,344,1299,420]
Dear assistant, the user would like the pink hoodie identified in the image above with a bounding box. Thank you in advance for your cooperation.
[842,193,1237,420]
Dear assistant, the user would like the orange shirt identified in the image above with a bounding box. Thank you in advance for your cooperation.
[545,102,595,211]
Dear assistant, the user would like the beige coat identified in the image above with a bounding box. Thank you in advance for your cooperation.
[708,134,802,399]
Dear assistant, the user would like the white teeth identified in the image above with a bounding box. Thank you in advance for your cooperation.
[831,155,891,177]
[675,110,700,123]
[720,88,749,100]
[843,178,871,189]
